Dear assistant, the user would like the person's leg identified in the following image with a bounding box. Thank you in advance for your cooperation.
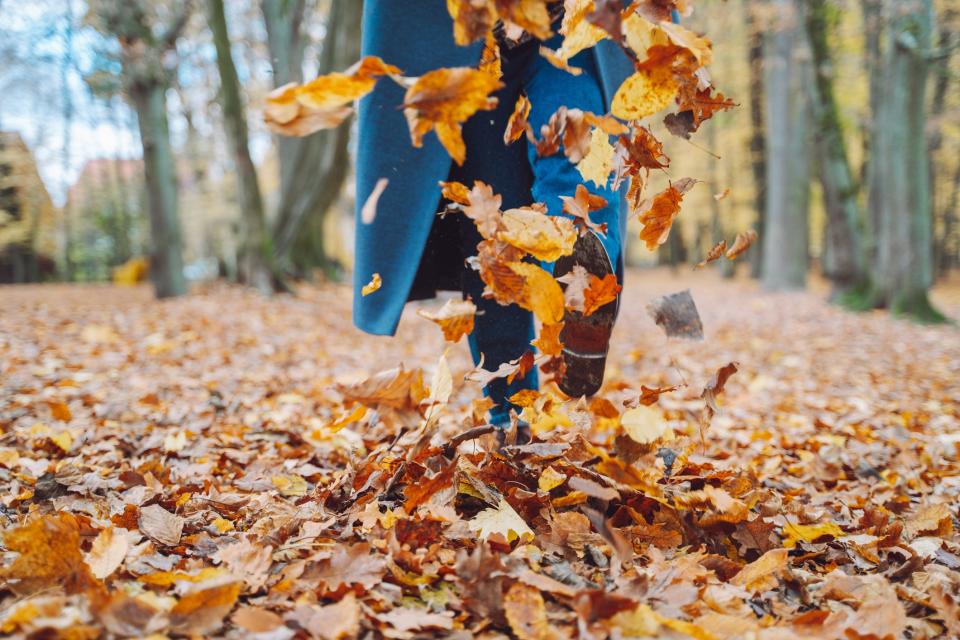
[523,38,625,396]
[450,43,541,427]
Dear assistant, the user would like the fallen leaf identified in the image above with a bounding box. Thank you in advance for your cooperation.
[504,582,552,640]
[621,405,673,445]
[1,515,101,596]
[782,521,844,548]
[468,497,535,543]
[139,504,184,547]
[85,527,129,580]
[730,548,789,593]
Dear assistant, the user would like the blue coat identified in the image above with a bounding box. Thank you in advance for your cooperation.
[354,0,634,336]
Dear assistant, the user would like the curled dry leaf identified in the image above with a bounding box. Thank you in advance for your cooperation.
[637,178,697,251]
[533,321,565,357]
[702,361,738,414]
[714,188,731,201]
[335,365,427,411]
[417,298,477,342]
[361,272,382,296]
[696,240,727,269]
[498,206,577,261]
[539,45,584,75]
[558,264,591,313]
[472,239,527,305]
[725,229,758,260]
[440,180,471,206]
[265,56,400,137]
[504,94,532,144]
[639,384,678,406]
[403,67,503,165]
[169,578,243,635]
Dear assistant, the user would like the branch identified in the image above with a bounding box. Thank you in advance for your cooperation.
[159,0,193,49]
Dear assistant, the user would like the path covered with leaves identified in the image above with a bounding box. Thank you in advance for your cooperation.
[1,271,959,639]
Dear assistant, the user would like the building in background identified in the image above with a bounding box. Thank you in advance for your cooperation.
[0,131,58,283]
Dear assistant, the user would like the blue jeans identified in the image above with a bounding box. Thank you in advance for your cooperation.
[449,35,624,426]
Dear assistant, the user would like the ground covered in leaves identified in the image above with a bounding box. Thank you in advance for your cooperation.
[1,271,959,639]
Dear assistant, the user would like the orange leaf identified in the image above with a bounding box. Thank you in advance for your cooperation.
[534,322,564,357]
[583,273,621,316]
[1,514,102,597]
[637,178,696,251]
[361,273,382,296]
[417,298,477,342]
[403,67,503,165]
[696,240,727,269]
[504,94,532,144]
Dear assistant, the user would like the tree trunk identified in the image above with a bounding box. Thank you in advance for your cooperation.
[929,6,955,277]
[60,0,75,281]
[861,0,883,264]
[131,83,186,298]
[746,0,766,279]
[867,0,943,321]
[761,0,811,291]
[209,0,275,293]
[805,0,867,299]
[265,0,362,276]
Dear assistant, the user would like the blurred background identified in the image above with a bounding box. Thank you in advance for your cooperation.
[0,0,958,321]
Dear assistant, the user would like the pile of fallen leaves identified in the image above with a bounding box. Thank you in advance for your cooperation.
[1,275,958,638]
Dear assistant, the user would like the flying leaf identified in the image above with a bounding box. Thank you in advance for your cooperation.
[508,261,566,325]
[468,497,535,542]
[539,46,584,75]
[696,240,727,269]
[498,206,577,262]
[361,273,382,296]
[557,264,590,313]
[560,184,609,235]
[417,298,477,342]
[471,239,527,305]
[726,229,758,260]
[533,322,565,357]
[577,128,615,188]
[463,181,504,239]
[336,365,427,411]
[403,67,503,165]
[637,178,697,250]
[647,289,704,340]
[265,56,400,137]
[504,94,532,144]
[639,384,678,406]
[611,66,678,121]
[447,0,497,45]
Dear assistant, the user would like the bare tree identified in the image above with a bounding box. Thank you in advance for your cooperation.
[87,0,190,298]
[866,0,943,321]
[761,0,811,291]
[805,0,867,300]
[262,0,361,277]
[208,0,274,293]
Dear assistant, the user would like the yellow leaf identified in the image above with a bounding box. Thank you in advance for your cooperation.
[610,604,662,637]
[468,498,534,543]
[577,127,615,188]
[730,548,789,593]
[498,207,577,262]
[163,430,188,453]
[272,474,308,498]
[212,518,235,534]
[504,582,552,640]
[507,262,565,325]
[621,405,674,444]
[782,521,844,548]
[538,466,567,492]
[361,273,382,296]
[611,66,678,121]
[50,430,72,452]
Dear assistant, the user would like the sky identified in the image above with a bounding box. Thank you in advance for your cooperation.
[0,0,144,206]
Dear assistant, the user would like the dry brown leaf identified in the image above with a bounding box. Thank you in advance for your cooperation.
[169,579,242,635]
[696,240,727,269]
[504,582,552,640]
[336,366,427,411]
[139,504,184,547]
[1,515,101,597]
[725,229,758,260]
[560,184,609,235]
[85,526,129,581]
